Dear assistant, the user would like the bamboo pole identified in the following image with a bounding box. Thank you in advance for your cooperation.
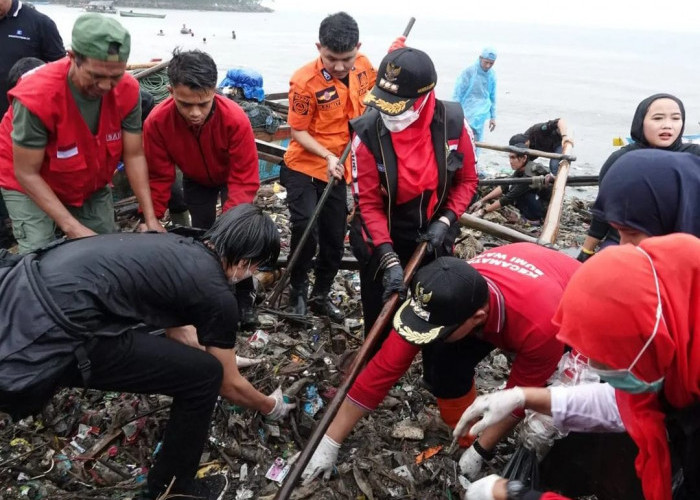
[478,175,597,187]
[132,60,170,81]
[537,141,575,244]
[474,141,576,162]
[459,214,538,244]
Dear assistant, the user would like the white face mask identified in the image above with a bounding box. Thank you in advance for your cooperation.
[380,94,429,133]
[229,261,253,284]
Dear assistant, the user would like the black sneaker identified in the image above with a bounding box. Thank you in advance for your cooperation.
[309,295,344,323]
[187,474,229,500]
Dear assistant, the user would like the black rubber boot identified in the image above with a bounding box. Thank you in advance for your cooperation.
[309,292,344,323]
[288,283,308,316]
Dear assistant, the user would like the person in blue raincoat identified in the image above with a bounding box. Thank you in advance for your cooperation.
[453,47,497,158]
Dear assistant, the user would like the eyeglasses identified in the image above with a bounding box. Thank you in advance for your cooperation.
[587,246,664,377]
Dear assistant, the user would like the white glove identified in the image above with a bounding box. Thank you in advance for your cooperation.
[459,445,484,480]
[465,474,500,500]
[454,387,525,439]
[301,434,340,485]
[236,355,264,368]
[264,387,296,421]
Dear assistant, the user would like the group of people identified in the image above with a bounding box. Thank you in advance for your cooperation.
[0,5,698,500]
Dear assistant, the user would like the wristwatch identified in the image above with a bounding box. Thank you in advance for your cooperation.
[506,480,527,500]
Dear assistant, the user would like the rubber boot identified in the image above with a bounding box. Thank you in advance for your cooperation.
[170,210,191,227]
[309,287,344,323]
[436,384,478,448]
[288,282,308,316]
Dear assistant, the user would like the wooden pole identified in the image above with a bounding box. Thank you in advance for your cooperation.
[474,141,576,162]
[459,214,538,244]
[274,243,427,500]
[537,141,575,244]
[133,60,170,81]
[478,175,597,187]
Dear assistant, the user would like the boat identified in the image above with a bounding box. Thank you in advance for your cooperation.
[119,10,167,19]
[84,0,117,14]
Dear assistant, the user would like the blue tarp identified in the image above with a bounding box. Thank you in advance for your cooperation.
[219,68,265,102]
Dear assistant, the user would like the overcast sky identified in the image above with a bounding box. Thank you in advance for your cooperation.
[265,0,699,33]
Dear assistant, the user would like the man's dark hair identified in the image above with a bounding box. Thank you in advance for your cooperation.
[7,57,44,90]
[204,204,280,267]
[319,12,359,53]
[509,133,529,146]
[167,48,217,91]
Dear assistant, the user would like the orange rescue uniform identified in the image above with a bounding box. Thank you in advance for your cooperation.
[284,54,376,183]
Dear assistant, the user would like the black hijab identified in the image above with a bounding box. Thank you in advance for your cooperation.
[629,93,685,149]
[593,149,700,238]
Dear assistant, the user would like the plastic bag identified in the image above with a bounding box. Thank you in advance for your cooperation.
[518,350,600,460]
[502,444,540,488]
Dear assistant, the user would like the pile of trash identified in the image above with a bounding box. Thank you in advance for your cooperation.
[0,183,604,500]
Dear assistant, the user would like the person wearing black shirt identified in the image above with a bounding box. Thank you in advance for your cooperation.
[469,144,553,223]
[0,204,295,500]
[510,118,572,175]
[0,0,65,116]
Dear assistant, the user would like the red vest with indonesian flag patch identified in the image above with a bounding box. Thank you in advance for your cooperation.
[0,58,139,206]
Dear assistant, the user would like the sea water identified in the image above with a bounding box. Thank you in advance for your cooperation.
[35,4,699,179]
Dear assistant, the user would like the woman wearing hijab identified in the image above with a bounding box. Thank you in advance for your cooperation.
[593,149,700,243]
[348,46,478,346]
[577,93,700,261]
[455,233,700,500]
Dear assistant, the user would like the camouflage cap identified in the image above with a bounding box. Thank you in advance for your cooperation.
[71,14,130,62]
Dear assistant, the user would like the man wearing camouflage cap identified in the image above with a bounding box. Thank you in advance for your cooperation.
[0,13,162,253]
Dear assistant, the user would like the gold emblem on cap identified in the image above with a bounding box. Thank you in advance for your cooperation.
[385,62,401,82]
[393,301,442,345]
[410,283,432,321]
[364,93,409,115]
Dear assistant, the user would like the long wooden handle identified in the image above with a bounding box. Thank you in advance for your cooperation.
[266,141,352,307]
[274,243,427,499]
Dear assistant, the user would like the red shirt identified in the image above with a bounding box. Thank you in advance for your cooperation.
[144,94,259,218]
[351,101,477,246]
[348,243,580,411]
[0,58,139,206]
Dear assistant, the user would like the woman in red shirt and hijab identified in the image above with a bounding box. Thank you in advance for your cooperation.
[457,233,700,500]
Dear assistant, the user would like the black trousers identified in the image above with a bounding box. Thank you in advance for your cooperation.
[181,177,229,230]
[59,331,223,497]
[279,165,347,294]
[421,334,495,398]
[174,178,255,308]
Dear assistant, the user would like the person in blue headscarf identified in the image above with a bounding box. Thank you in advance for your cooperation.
[453,47,498,159]
[577,93,700,261]
[592,149,700,245]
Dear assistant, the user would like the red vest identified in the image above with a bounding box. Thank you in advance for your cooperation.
[0,58,139,206]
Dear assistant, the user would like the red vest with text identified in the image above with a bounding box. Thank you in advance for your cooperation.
[0,58,139,206]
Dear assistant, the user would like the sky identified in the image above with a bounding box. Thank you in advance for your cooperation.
[264,0,700,33]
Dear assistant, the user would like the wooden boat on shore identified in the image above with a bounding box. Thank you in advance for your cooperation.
[119,10,166,18]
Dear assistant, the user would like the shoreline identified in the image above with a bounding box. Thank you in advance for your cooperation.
[50,1,274,13]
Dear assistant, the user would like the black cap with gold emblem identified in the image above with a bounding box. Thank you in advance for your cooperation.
[363,47,437,116]
[393,257,488,345]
